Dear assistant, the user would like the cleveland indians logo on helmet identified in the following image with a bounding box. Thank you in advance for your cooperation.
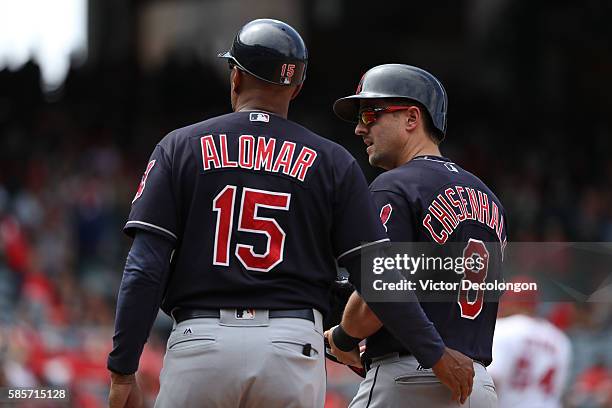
[355,73,367,94]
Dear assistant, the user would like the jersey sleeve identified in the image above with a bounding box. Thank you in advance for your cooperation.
[124,144,179,242]
[332,160,389,264]
[107,230,174,374]
[370,189,417,242]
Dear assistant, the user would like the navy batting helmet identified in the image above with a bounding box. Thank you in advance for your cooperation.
[218,19,307,86]
[333,64,447,135]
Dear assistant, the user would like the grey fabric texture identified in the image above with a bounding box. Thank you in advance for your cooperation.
[350,354,497,408]
[154,309,325,408]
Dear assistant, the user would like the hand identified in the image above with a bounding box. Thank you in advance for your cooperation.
[324,327,362,367]
[431,347,474,405]
[108,371,143,408]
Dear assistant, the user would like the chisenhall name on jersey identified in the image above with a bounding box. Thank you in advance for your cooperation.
[422,185,506,249]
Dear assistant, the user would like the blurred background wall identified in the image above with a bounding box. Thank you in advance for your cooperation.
[0,0,610,406]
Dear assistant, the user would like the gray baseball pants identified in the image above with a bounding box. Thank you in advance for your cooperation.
[154,309,325,408]
[349,353,497,408]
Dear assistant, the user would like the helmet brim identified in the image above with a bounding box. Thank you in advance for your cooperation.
[333,92,403,123]
[217,50,304,86]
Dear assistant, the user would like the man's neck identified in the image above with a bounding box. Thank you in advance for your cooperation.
[235,98,288,118]
[397,142,441,167]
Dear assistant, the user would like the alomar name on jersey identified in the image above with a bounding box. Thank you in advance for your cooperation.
[422,185,506,247]
[200,134,317,182]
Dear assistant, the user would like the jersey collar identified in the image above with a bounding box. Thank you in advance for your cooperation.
[411,155,453,163]
[238,109,284,118]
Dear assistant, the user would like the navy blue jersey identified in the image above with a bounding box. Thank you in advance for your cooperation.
[366,155,508,365]
[125,111,388,317]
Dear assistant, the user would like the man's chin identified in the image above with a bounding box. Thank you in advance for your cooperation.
[368,155,383,169]
[368,154,392,170]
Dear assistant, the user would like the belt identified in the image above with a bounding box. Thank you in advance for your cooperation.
[364,352,487,371]
[172,308,315,324]
[364,352,412,371]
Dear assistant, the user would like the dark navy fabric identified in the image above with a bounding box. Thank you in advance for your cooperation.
[110,113,448,373]
[108,230,174,374]
[125,111,388,315]
[365,155,508,366]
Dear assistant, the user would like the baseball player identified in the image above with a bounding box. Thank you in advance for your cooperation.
[107,22,471,408]
[489,279,572,407]
[326,64,508,407]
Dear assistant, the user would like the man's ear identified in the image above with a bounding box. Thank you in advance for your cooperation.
[290,84,303,100]
[405,106,420,131]
[231,68,241,95]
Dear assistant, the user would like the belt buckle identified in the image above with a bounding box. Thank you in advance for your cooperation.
[219,309,269,327]
[235,308,256,320]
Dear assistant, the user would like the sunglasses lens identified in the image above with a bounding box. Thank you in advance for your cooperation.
[360,111,376,126]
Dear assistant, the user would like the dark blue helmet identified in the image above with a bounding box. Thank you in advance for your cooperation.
[333,64,448,135]
[218,19,308,86]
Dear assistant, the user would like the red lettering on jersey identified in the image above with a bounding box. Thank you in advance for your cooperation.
[201,135,220,170]
[478,191,490,225]
[239,135,255,169]
[497,214,505,243]
[510,357,531,390]
[132,160,156,203]
[235,188,291,271]
[272,141,296,175]
[430,200,456,233]
[254,137,276,171]
[457,239,489,319]
[525,338,557,353]
[446,188,466,222]
[437,194,459,225]
[423,214,448,244]
[455,186,470,219]
[219,134,237,168]
[289,147,317,181]
[538,367,557,395]
[466,188,480,221]
[379,204,392,232]
[488,201,499,231]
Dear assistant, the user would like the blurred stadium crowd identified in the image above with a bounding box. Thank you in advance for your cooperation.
[1,37,611,408]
